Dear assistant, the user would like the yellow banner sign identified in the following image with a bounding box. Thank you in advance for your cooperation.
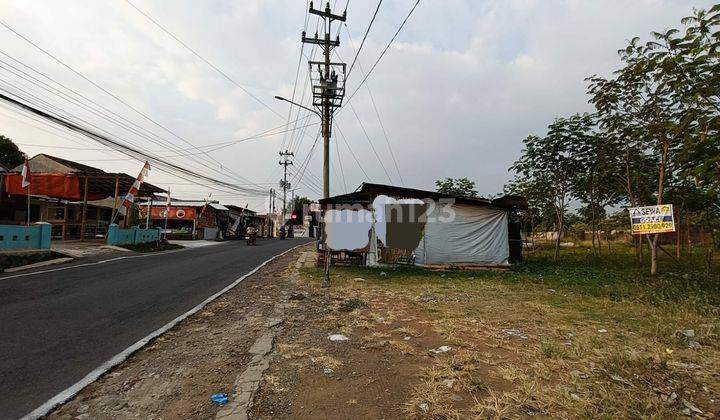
[629,205,675,235]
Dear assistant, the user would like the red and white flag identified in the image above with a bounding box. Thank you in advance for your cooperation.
[118,161,150,216]
[21,157,32,188]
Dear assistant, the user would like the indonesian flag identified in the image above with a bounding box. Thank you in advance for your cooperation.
[21,157,32,188]
[118,161,150,216]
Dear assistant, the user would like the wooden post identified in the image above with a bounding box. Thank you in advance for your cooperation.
[80,177,89,241]
[62,201,68,240]
[675,206,681,259]
[322,248,330,288]
[110,176,120,224]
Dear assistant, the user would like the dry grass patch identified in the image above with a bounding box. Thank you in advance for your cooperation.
[286,244,720,418]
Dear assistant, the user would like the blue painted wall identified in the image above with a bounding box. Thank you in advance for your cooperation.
[106,224,161,246]
[0,223,52,250]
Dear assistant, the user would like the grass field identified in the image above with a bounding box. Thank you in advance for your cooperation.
[290,243,720,418]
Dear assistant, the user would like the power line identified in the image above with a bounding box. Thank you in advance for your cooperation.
[334,129,348,192]
[335,123,371,180]
[345,0,421,104]
[341,26,404,185]
[0,54,316,154]
[0,91,268,195]
[0,46,267,192]
[345,0,382,80]
[348,101,393,182]
[0,20,237,178]
[280,0,312,152]
[0,51,305,190]
[0,78,271,188]
[122,0,325,193]
[286,51,317,155]
[123,0,283,119]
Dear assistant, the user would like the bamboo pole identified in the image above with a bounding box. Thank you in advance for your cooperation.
[110,176,119,224]
[80,177,89,241]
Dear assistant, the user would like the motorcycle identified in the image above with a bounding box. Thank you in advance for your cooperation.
[245,233,256,245]
[245,228,257,245]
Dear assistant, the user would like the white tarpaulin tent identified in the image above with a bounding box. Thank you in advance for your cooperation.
[319,183,525,267]
[413,204,509,265]
[324,209,373,251]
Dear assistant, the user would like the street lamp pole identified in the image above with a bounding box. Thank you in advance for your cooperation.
[274,96,321,118]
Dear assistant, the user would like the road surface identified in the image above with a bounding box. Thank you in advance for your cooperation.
[0,238,310,419]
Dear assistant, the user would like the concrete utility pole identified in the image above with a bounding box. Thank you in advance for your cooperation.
[279,150,294,220]
[301,1,346,199]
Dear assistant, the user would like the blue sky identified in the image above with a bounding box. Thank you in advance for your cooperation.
[0,0,715,210]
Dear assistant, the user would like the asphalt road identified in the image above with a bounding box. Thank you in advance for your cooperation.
[0,238,311,419]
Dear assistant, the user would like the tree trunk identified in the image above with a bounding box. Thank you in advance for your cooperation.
[650,136,669,275]
[591,207,597,256]
[675,207,681,259]
[554,213,563,260]
[650,234,658,275]
[686,215,692,248]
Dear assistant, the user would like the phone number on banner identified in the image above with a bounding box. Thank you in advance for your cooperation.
[631,221,675,234]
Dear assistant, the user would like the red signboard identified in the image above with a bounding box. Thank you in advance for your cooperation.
[4,173,83,200]
[140,206,196,220]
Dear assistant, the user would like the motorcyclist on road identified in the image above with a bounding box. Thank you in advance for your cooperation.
[246,226,258,245]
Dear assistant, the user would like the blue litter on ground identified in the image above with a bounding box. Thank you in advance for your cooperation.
[211,393,229,405]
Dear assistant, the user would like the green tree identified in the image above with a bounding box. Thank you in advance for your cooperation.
[0,135,25,169]
[287,196,312,225]
[587,4,720,274]
[510,118,582,259]
[567,113,623,255]
[505,176,557,235]
[434,177,478,197]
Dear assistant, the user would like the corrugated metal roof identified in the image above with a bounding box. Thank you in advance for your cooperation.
[208,203,229,211]
[147,200,207,207]
[139,199,230,210]
[14,154,106,174]
[319,182,528,210]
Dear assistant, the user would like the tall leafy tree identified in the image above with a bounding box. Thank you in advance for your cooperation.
[0,135,25,169]
[510,118,582,259]
[586,4,720,273]
[567,114,622,255]
[434,177,478,197]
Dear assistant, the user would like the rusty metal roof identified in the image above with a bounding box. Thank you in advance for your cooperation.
[319,182,528,210]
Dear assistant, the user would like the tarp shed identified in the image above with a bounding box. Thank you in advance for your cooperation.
[319,183,527,266]
[414,204,509,265]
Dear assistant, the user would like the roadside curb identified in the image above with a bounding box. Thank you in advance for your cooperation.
[216,256,304,419]
[22,242,310,420]
[3,257,74,273]
[216,300,288,420]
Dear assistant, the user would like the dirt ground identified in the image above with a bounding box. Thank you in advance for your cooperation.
[252,255,719,419]
[47,246,719,419]
[49,246,305,420]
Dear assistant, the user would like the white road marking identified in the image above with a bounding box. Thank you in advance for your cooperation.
[0,246,195,281]
[21,242,308,420]
[168,240,224,248]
